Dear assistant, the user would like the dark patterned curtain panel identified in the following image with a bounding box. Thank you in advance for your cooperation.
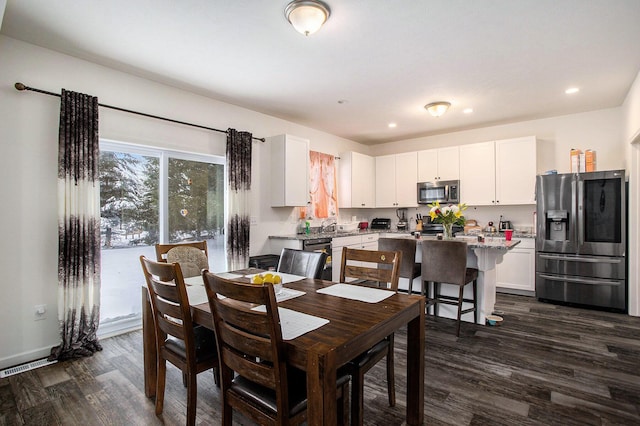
[49,89,102,361]
[226,128,252,270]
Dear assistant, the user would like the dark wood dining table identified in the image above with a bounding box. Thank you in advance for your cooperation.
[142,269,425,425]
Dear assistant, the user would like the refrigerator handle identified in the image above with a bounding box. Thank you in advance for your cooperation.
[576,179,584,246]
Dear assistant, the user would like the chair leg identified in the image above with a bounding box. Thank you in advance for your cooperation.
[183,372,188,387]
[456,285,465,337]
[350,370,365,426]
[434,282,441,317]
[338,380,349,426]
[472,279,478,324]
[186,369,197,426]
[155,358,167,415]
[386,335,396,407]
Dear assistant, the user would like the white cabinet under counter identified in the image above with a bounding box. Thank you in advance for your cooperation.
[331,233,379,282]
[496,237,535,295]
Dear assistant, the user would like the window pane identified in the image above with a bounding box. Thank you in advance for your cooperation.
[99,151,159,323]
[168,158,224,243]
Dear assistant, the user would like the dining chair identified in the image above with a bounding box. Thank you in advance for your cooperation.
[201,271,350,425]
[378,237,421,294]
[339,247,402,426]
[140,256,218,426]
[421,239,478,337]
[155,241,209,278]
[276,248,327,279]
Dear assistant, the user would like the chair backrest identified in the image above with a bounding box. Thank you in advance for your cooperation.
[339,248,402,291]
[378,238,418,279]
[420,239,468,286]
[155,241,209,262]
[140,255,197,360]
[155,242,209,278]
[277,248,327,279]
[202,272,291,412]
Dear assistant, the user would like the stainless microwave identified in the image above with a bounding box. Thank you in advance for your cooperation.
[417,180,460,204]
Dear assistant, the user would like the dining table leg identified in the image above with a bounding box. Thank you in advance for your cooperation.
[406,299,425,425]
[306,343,337,426]
[142,286,157,398]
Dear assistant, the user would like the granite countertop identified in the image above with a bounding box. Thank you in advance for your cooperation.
[268,229,408,241]
[269,229,522,250]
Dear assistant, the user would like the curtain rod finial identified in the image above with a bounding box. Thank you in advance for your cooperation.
[15,82,27,91]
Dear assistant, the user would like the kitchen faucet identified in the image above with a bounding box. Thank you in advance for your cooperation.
[320,218,337,233]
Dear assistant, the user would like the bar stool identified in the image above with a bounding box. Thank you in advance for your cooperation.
[421,239,478,337]
[378,237,421,294]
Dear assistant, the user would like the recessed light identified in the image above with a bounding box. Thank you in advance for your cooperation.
[388,123,397,128]
[463,108,473,114]
[565,87,579,94]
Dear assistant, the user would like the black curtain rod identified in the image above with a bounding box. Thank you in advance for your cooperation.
[14,82,266,142]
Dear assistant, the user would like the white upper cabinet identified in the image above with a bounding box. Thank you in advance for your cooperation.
[459,136,537,206]
[417,146,460,182]
[339,151,375,208]
[375,152,418,208]
[459,141,496,205]
[495,136,537,204]
[269,134,310,207]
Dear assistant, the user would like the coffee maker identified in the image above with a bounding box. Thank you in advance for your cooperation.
[396,208,408,230]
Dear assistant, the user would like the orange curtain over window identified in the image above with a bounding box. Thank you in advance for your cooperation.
[309,151,338,219]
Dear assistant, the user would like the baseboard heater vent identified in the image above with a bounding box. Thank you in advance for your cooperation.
[0,358,57,378]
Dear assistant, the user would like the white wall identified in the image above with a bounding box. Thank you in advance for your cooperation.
[370,108,625,173]
[0,35,368,369]
[623,69,640,317]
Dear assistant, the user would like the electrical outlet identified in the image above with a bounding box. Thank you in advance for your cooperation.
[34,304,47,321]
[250,216,258,225]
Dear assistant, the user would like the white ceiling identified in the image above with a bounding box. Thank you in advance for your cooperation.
[2,0,640,145]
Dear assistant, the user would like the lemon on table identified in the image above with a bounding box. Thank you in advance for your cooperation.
[272,275,282,284]
[262,274,274,284]
[251,274,264,284]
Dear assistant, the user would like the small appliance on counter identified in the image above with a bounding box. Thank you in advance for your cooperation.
[358,221,369,230]
[370,218,391,230]
[498,215,513,231]
[396,208,408,231]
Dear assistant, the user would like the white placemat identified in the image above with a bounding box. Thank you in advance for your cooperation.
[186,285,208,305]
[184,276,204,286]
[275,287,306,302]
[316,283,394,303]
[245,272,307,284]
[252,306,329,340]
[187,286,305,306]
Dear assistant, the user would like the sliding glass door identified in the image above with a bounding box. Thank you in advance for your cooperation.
[98,141,225,334]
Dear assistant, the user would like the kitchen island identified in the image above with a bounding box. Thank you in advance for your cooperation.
[384,234,520,325]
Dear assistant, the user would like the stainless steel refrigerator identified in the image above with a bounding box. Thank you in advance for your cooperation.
[536,170,627,311]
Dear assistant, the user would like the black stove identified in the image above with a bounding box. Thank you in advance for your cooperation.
[420,224,464,236]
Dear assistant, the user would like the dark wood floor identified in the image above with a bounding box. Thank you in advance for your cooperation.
[1,294,639,425]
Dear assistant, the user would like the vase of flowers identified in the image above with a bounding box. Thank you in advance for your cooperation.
[428,201,467,239]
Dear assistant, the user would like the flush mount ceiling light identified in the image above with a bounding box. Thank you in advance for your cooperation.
[285,0,331,36]
[424,102,451,117]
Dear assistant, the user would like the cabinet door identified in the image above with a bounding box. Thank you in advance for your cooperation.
[437,146,460,181]
[495,136,536,205]
[496,245,535,292]
[352,152,375,207]
[375,155,397,207]
[395,152,418,207]
[270,134,309,207]
[417,149,438,182]
[459,141,496,206]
